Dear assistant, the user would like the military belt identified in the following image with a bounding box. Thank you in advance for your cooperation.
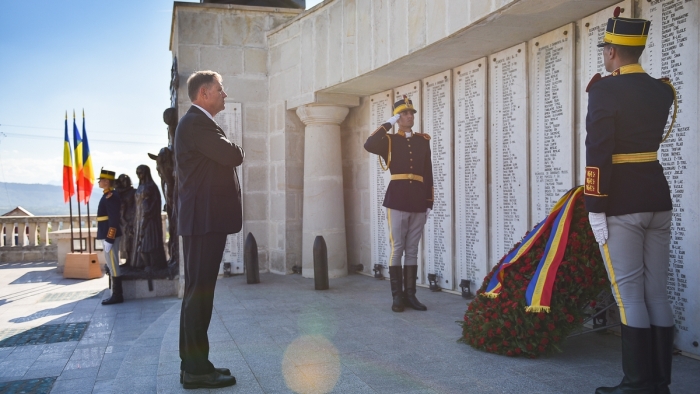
[611,152,657,164]
[391,174,423,182]
[97,216,109,222]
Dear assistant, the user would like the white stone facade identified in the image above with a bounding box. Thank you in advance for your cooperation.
[171,0,700,356]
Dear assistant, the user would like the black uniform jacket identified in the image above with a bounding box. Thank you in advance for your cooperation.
[364,123,434,213]
[97,189,122,244]
[585,68,673,216]
[175,106,244,236]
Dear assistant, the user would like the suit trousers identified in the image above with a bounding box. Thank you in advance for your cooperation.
[599,211,675,328]
[387,208,426,267]
[179,233,228,374]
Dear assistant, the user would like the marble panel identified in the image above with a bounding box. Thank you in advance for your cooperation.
[389,0,408,62]
[368,91,394,279]
[422,70,453,290]
[453,58,488,295]
[577,2,630,185]
[342,0,358,82]
[641,0,700,357]
[372,0,389,69]
[314,10,329,90]
[447,0,470,35]
[214,102,245,274]
[489,43,529,265]
[528,24,575,223]
[300,18,315,95]
[408,0,427,52]
[328,1,343,86]
[426,0,447,45]
[356,0,373,75]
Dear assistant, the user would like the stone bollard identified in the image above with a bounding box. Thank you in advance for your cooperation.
[313,236,329,290]
[244,232,260,284]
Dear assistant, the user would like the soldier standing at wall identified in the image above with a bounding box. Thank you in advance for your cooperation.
[96,169,124,305]
[364,96,434,313]
[585,8,676,394]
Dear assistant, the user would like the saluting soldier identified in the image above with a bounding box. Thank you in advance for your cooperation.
[364,96,433,313]
[585,8,676,394]
[96,168,124,305]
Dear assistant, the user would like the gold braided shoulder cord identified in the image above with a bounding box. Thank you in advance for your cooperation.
[378,134,392,171]
[661,79,678,144]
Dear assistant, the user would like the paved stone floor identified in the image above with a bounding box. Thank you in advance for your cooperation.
[0,261,698,393]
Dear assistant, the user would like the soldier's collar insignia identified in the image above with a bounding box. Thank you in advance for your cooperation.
[611,63,646,76]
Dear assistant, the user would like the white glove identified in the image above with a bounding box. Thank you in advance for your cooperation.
[588,212,608,245]
[426,208,431,218]
[104,241,113,254]
[386,114,401,126]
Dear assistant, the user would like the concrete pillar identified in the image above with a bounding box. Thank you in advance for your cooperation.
[296,105,350,278]
[28,223,38,246]
[38,221,49,246]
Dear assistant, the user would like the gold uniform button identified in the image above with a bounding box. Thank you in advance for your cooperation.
[408,145,411,148]
[410,158,413,161]
[410,166,413,169]
[409,151,412,154]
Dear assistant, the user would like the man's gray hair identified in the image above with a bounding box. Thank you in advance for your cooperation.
[187,71,222,101]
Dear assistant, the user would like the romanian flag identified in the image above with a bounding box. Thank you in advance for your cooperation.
[80,110,95,202]
[72,111,85,203]
[525,187,583,312]
[62,112,75,203]
[482,187,578,298]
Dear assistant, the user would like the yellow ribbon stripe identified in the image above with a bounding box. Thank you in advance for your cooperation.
[602,244,627,325]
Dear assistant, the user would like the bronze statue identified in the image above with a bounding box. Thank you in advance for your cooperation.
[163,107,178,149]
[132,165,167,272]
[115,174,136,267]
[148,147,178,275]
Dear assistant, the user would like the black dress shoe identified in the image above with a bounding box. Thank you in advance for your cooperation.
[182,370,236,389]
[180,368,231,384]
[101,295,123,305]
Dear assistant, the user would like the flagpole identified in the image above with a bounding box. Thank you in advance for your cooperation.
[65,111,75,253]
[83,110,93,254]
[74,110,84,253]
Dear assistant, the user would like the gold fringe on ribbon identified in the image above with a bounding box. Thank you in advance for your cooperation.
[525,306,551,313]
[480,292,499,299]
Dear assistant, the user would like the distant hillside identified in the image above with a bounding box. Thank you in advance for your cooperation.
[0,182,103,216]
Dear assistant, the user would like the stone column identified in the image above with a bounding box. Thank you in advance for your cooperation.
[296,105,350,278]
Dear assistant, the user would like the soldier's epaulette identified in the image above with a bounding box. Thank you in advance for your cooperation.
[586,73,609,92]
[414,133,431,141]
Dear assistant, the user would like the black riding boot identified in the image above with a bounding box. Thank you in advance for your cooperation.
[102,276,124,305]
[651,325,674,394]
[596,325,654,394]
[388,266,404,312]
[403,265,426,311]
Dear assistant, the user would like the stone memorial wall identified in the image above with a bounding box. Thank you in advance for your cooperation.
[453,58,489,295]
[423,70,453,290]
[368,90,394,278]
[489,43,529,263]
[214,102,245,275]
[529,24,575,223]
[641,0,700,356]
[576,2,631,185]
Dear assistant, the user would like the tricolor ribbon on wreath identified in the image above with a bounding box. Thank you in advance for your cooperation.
[482,186,584,313]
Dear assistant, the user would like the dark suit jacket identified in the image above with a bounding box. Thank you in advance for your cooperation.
[175,106,244,236]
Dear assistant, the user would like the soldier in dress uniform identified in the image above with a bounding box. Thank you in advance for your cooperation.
[96,168,124,305]
[364,96,434,313]
[585,7,676,394]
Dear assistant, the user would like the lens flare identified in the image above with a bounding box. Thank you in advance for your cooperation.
[282,335,340,394]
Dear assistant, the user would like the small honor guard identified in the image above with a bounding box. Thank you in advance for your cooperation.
[96,168,124,305]
[364,95,434,313]
[585,7,677,394]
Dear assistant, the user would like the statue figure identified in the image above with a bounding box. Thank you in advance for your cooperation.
[132,165,167,272]
[115,174,136,267]
[148,147,178,276]
[163,107,178,149]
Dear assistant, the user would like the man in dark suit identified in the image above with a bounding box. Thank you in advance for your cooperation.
[175,70,244,389]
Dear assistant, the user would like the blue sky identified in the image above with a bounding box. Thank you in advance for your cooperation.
[0,0,322,193]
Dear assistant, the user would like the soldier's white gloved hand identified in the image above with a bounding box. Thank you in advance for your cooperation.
[588,212,608,245]
[104,241,112,254]
[426,208,431,218]
[386,114,401,126]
